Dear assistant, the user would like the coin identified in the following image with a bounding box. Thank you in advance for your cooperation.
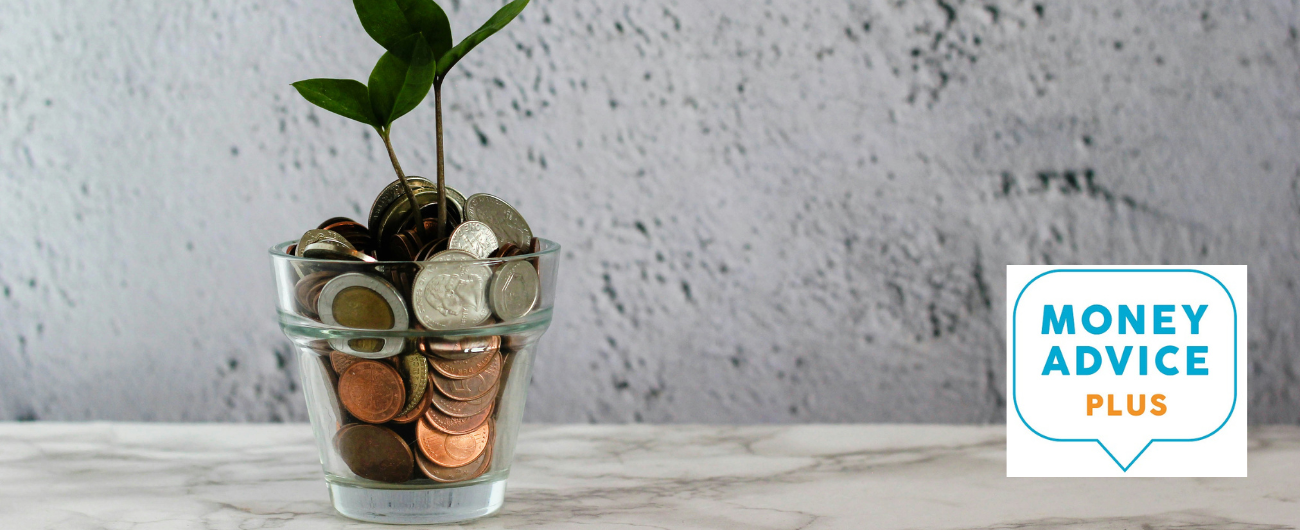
[295,271,337,318]
[445,187,468,223]
[424,397,493,435]
[335,424,414,483]
[429,376,496,418]
[415,236,449,261]
[318,273,409,332]
[330,350,364,375]
[318,216,358,229]
[447,221,499,259]
[410,250,493,330]
[391,371,433,424]
[466,194,532,248]
[415,435,492,482]
[296,229,352,257]
[375,186,441,248]
[489,260,540,322]
[415,416,490,467]
[430,352,501,401]
[395,352,428,417]
[490,242,516,258]
[301,240,376,262]
[320,219,374,253]
[369,176,434,239]
[418,335,501,361]
[529,237,542,255]
[428,347,496,379]
[338,361,407,424]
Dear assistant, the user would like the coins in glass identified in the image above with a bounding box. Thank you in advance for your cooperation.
[418,335,501,360]
[416,439,491,482]
[428,348,496,379]
[416,417,491,468]
[369,176,434,239]
[424,399,493,435]
[296,229,351,257]
[318,273,408,329]
[489,260,540,322]
[335,424,414,483]
[410,250,493,330]
[396,352,428,417]
[430,352,501,401]
[338,361,407,424]
[429,379,496,418]
[447,221,499,259]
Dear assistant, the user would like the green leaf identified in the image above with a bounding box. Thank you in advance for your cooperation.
[368,34,436,127]
[355,0,452,61]
[291,79,377,126]
[437,0,529,80]
[396,0,453,60]
[354,0,414,55]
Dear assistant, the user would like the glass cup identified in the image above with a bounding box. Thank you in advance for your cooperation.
[269,239,559,524]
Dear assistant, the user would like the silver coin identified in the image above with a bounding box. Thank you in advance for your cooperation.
[489,260,539,322]
[447,221,500,259]
[411,250,493,330]
[318,273,410,358]
[465,194,532,248]
[301,240,376,262]
[368,176,434,237]
[297,229,353,257]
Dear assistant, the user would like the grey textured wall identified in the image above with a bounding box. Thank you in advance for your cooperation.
[2,0,1298,423]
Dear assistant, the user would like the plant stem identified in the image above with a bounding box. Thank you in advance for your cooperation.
[378,126,425,238]
[434,83,448,241]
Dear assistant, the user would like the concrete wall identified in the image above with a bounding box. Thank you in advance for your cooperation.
[2,0,1298,423]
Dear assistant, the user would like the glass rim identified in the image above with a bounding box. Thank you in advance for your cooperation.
[268,237,560,264]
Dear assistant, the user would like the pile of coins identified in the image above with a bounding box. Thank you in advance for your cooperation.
[319,338,505,483]
[286,177,543,484]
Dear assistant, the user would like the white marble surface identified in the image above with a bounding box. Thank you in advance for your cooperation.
[0,423,1297,529]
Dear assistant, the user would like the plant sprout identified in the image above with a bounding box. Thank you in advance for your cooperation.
[292,0,529,238]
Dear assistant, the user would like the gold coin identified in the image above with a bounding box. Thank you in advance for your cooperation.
[395,353,428,417]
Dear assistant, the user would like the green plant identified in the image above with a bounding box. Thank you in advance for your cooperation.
[292,0,529,238]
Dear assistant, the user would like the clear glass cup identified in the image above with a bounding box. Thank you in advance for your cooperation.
[269,239,559,524]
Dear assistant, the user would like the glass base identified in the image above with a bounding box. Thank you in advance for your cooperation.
[328,478,506,524]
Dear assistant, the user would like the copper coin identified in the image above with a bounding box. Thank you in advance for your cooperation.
[334,424,414,483]
[322,220,374,252]
[529,237,542,254]
[430,353,501,401]
[391,376,433,424]
[338,361,406,424]
[490,242,516,258]
[330,350,364,375]
[425,398,493,435]
[428,348,496,380]
[318,216,359,229]
[295,271,336,318]
[419,335,501,361]
[428,373,496,418]
[415,417,490,468]
[416,430,493,483]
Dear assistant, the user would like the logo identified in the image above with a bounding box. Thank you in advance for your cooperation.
[1006,266,1247,477]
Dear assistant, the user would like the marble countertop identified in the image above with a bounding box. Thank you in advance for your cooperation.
[0,423,1297,529]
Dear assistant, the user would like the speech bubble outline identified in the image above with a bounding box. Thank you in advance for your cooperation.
[1011,268,1238,472]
